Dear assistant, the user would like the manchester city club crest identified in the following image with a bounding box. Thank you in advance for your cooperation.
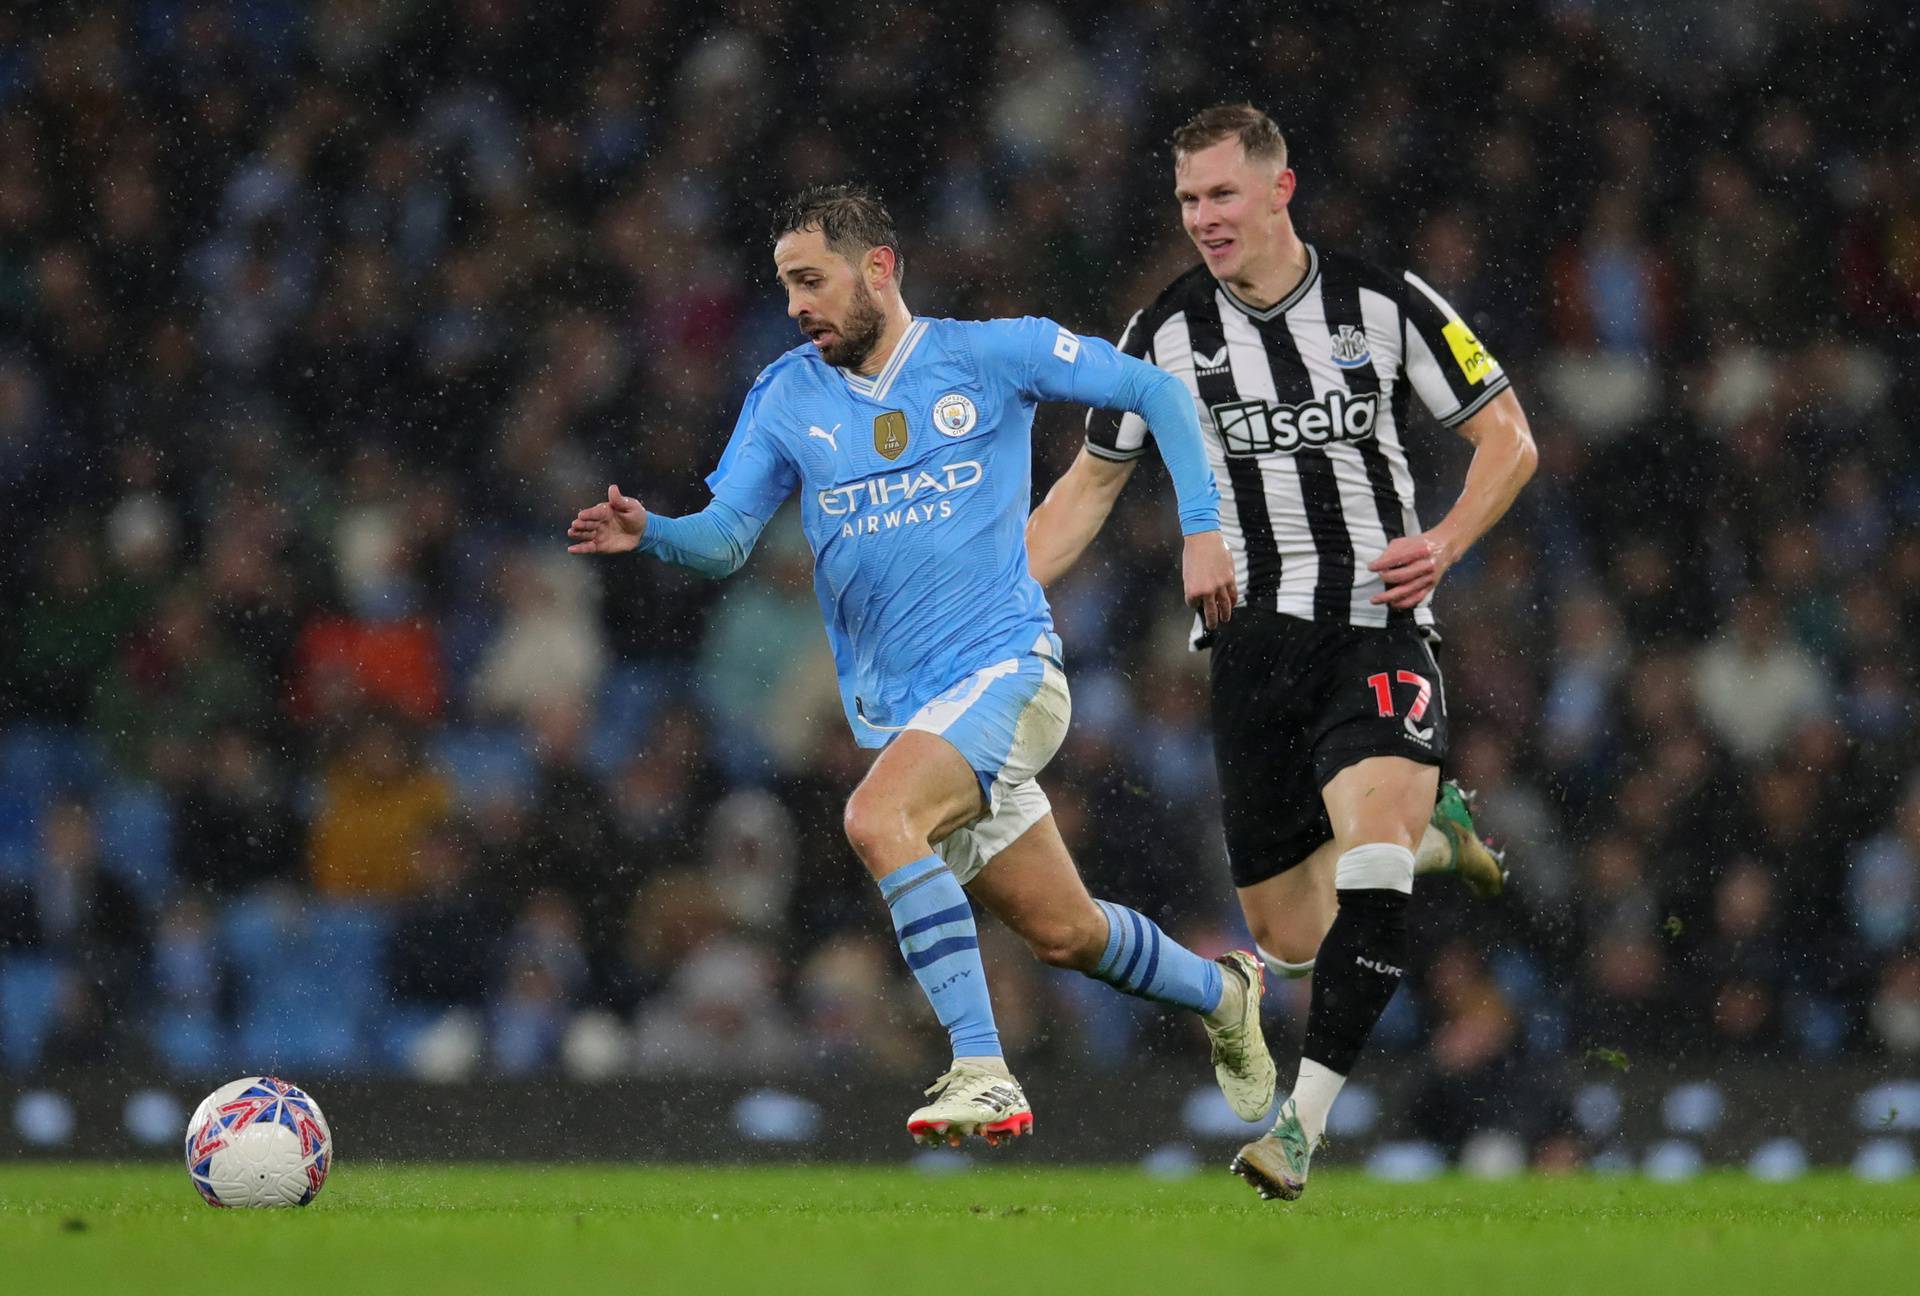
[932,392,978,437]
[1330,324,1372,369]
[873,410,909,460]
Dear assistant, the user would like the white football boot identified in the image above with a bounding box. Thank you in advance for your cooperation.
[1206,950,1278,1121]
[906,1062,1033,1147]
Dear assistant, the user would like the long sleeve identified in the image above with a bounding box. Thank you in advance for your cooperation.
[1127,363,1220,537]
[637,499,769,579]
[991,316,1221,537]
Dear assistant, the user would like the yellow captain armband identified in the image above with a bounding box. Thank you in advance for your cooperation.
[1441,318,1497,385]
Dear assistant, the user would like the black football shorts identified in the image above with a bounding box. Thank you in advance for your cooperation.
[1208,608,1448,888]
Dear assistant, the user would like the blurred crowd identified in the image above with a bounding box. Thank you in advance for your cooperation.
[2,0,1918,1156]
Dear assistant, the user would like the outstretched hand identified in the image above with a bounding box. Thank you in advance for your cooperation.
[567,484,648,555]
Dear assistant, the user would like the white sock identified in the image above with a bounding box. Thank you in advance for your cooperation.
[1412,822,1451,874]
[956,1054,1011,1078]
[1256,943,1316,980]
[1286,1057,1345,1145]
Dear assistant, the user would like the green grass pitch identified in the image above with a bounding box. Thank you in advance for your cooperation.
[2,1163,1916,1295]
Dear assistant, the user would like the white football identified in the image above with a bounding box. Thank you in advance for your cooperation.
[184,1076,333,1208]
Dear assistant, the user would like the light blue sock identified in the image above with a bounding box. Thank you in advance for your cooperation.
[1090,899,1224,1015]
[880,855,1002,1058]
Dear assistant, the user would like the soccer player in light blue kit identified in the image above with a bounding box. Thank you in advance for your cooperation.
[568,187,1274,1145]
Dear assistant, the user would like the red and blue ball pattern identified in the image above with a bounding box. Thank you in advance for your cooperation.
[185,1076,332,1207]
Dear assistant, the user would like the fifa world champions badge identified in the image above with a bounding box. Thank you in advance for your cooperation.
[873,410,909,460]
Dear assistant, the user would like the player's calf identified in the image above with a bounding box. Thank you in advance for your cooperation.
[1088,902,1277,1119]
[1237,838,1341,980]
[878,856,1005,1079]
[1247,910,1327,981]
[1014,907,1108,974]
[1257,841,1411,1192]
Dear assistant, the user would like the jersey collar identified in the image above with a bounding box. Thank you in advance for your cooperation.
[839,317,927,404]
[1218,245,1319,321]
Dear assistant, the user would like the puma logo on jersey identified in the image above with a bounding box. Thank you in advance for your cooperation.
[808,423,841,452]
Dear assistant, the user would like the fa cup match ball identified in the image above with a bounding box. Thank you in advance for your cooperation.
[184,1076,333,1208]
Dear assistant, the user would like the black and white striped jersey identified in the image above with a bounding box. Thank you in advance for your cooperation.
[1086,245,1510,632]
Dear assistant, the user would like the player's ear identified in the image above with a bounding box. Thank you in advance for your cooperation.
[1273,167,1296,212]
[867,245,898,291]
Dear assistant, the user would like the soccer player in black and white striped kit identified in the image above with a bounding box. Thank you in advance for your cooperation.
[1028,104,1537,1201]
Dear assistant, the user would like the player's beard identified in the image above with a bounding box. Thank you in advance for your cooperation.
[814,279,887,370]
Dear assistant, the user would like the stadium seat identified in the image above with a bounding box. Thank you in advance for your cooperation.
[1490,949,1548,1005]
[220,896,395,1072]
[0,779,37,884]
[1051,966,1143,1063]
[586,661,683,773]
[0,725,109,886]
[148,1008,229,1074]
[221,896,333,1068]
[432,549,509,689]
[315,904,393,1003]
[0,724,105,797]
[219,892,293,970]
[1491,950,1571,1056]
[1370,981,1421,1050]
[235,997,360,1072]
[94,780,175,904]
[0,955,64,1072]
[371,1004,448,1071]
[432,726,536,807]
[1787,991,1849,1059]
[1522,1004,1572,1058]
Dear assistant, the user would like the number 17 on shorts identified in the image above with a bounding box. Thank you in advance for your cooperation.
[1367,670,1436,744]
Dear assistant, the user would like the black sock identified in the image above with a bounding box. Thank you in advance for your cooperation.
[1300,887,1408,1076]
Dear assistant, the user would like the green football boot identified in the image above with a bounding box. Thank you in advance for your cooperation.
[1431,780,1507,898]
[1231,1098,1314,1201]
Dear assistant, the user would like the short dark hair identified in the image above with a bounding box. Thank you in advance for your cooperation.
[1172,104,1288,168]
[771,184,904,278]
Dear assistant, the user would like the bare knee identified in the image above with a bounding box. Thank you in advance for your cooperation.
[1324,758,1437,855]
[842,789,915,873]
[1244,921,1320,963]
[1248,911,1326,968]
[1236,840,1342,965]
[1027,909,1107,972]
[1334,825,1422,857]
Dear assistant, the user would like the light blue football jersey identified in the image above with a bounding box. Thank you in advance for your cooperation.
[705,315,1175,746]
